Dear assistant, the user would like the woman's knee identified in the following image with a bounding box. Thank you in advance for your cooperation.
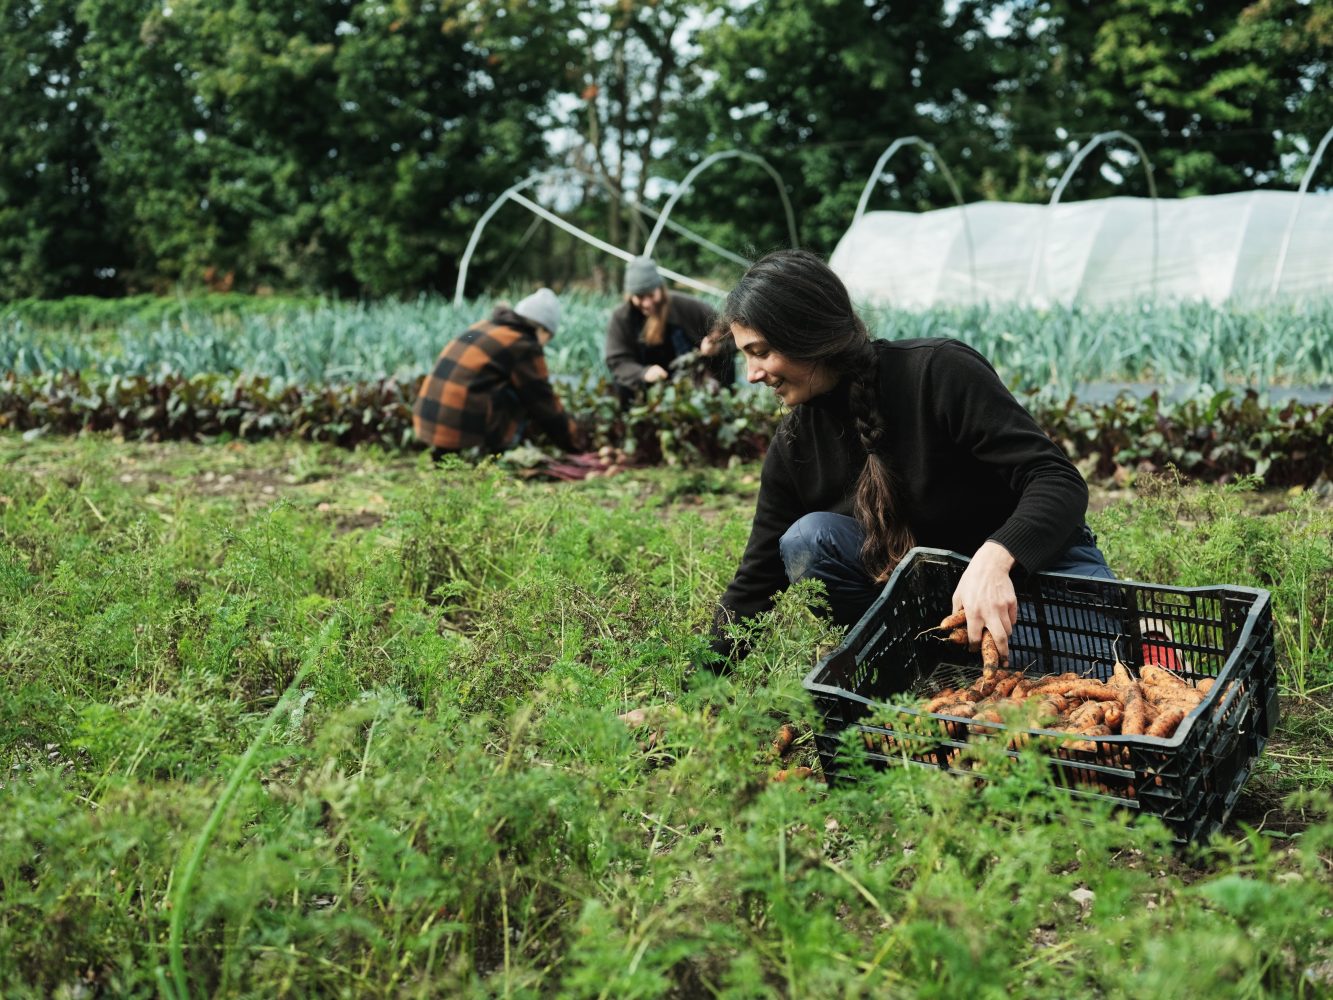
[779,512,863,584]
[1047,524,1117,580]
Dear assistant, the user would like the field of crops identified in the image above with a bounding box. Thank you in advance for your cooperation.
[4,293,1333,489]
[2,295,1332,996]
[1,434,1331,997]
[6,292,1333,394]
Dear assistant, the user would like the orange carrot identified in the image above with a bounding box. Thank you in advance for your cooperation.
[1141,664,1192,691]
[1146,707,1187,739]
[923,690,960,713]
[980,630,1001,669]
[1144,685,1203,710]
[938,609,967,630]
[1035,694,1069,717]
[1038,680,1122,701]
[936,703,978,719]
[1102,702,1124,731]
[1110,660,1135,691]
[1066,724,1112,753]
[1031,672,1081,689]
[1067,701,1106,729]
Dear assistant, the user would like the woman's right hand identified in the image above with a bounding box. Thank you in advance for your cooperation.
[952,540,1018,662]
[643,364,669,384]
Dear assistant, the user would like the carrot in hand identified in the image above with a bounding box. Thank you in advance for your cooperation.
[938,609,967,631]
[980,629,1001,670]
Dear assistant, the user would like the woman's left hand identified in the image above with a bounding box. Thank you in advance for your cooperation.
[951,540,1018,663]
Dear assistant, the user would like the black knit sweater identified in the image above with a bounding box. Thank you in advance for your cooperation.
[716,337,1089,626]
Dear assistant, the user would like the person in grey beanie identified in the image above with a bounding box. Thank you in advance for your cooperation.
[603,255,736,403]
[413,287,583,457]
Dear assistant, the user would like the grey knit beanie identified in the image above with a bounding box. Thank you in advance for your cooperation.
[513,287,561,336]
[624,256,663,295]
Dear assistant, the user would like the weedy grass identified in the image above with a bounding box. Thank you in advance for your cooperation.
[1,437,1330,998]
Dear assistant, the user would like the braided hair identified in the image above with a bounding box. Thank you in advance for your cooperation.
[722,249,915,580]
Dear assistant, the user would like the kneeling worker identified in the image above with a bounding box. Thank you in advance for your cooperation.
[413,288,583,459]
[604,255,735,403]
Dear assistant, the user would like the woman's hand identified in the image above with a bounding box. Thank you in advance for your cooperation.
[643,364,669,384]
[951,540,1018,663]
[698,329,730,357]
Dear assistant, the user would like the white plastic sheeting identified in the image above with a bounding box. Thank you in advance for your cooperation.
[829,190,1333,308]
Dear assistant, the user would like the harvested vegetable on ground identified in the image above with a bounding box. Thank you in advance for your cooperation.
[772,723,797,757]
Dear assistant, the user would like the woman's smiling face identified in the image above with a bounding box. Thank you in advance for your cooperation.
[730,323,838,406]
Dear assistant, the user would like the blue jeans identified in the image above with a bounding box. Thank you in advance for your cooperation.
[779,513,1115,629]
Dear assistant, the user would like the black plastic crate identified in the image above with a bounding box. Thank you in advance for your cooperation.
[802,547,1278,843]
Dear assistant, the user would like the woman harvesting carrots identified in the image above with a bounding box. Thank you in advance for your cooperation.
[707,249,1114,669]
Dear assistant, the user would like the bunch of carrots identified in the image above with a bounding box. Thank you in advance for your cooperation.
[915,610,1216,752]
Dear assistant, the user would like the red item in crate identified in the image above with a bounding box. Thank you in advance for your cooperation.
[1142,638,1183,671]
[1140,617,1183,671]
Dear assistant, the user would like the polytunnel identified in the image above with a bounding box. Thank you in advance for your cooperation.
[829,190,1333,308]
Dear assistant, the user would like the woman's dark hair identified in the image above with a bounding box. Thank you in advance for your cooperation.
[722,249,914,580]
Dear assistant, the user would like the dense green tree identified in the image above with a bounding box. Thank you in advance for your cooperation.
[70,0,583,296]
[1217,0,1333,184]
[0,0,124,297]
[322,0,584,296]
[561,0,716,268]
[990,0,1333,200]
[656,0,1006,265]
[77,0,238,291]
[1081,0,1331,192]
[161,0,350,292]
[3,0,1328,298]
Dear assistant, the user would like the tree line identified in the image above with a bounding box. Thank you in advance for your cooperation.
[2,0,1329,301]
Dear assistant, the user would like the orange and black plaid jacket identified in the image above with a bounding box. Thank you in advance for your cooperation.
[412,311,578,453]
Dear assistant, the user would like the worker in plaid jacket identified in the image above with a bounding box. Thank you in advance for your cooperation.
[413,288,583,458]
